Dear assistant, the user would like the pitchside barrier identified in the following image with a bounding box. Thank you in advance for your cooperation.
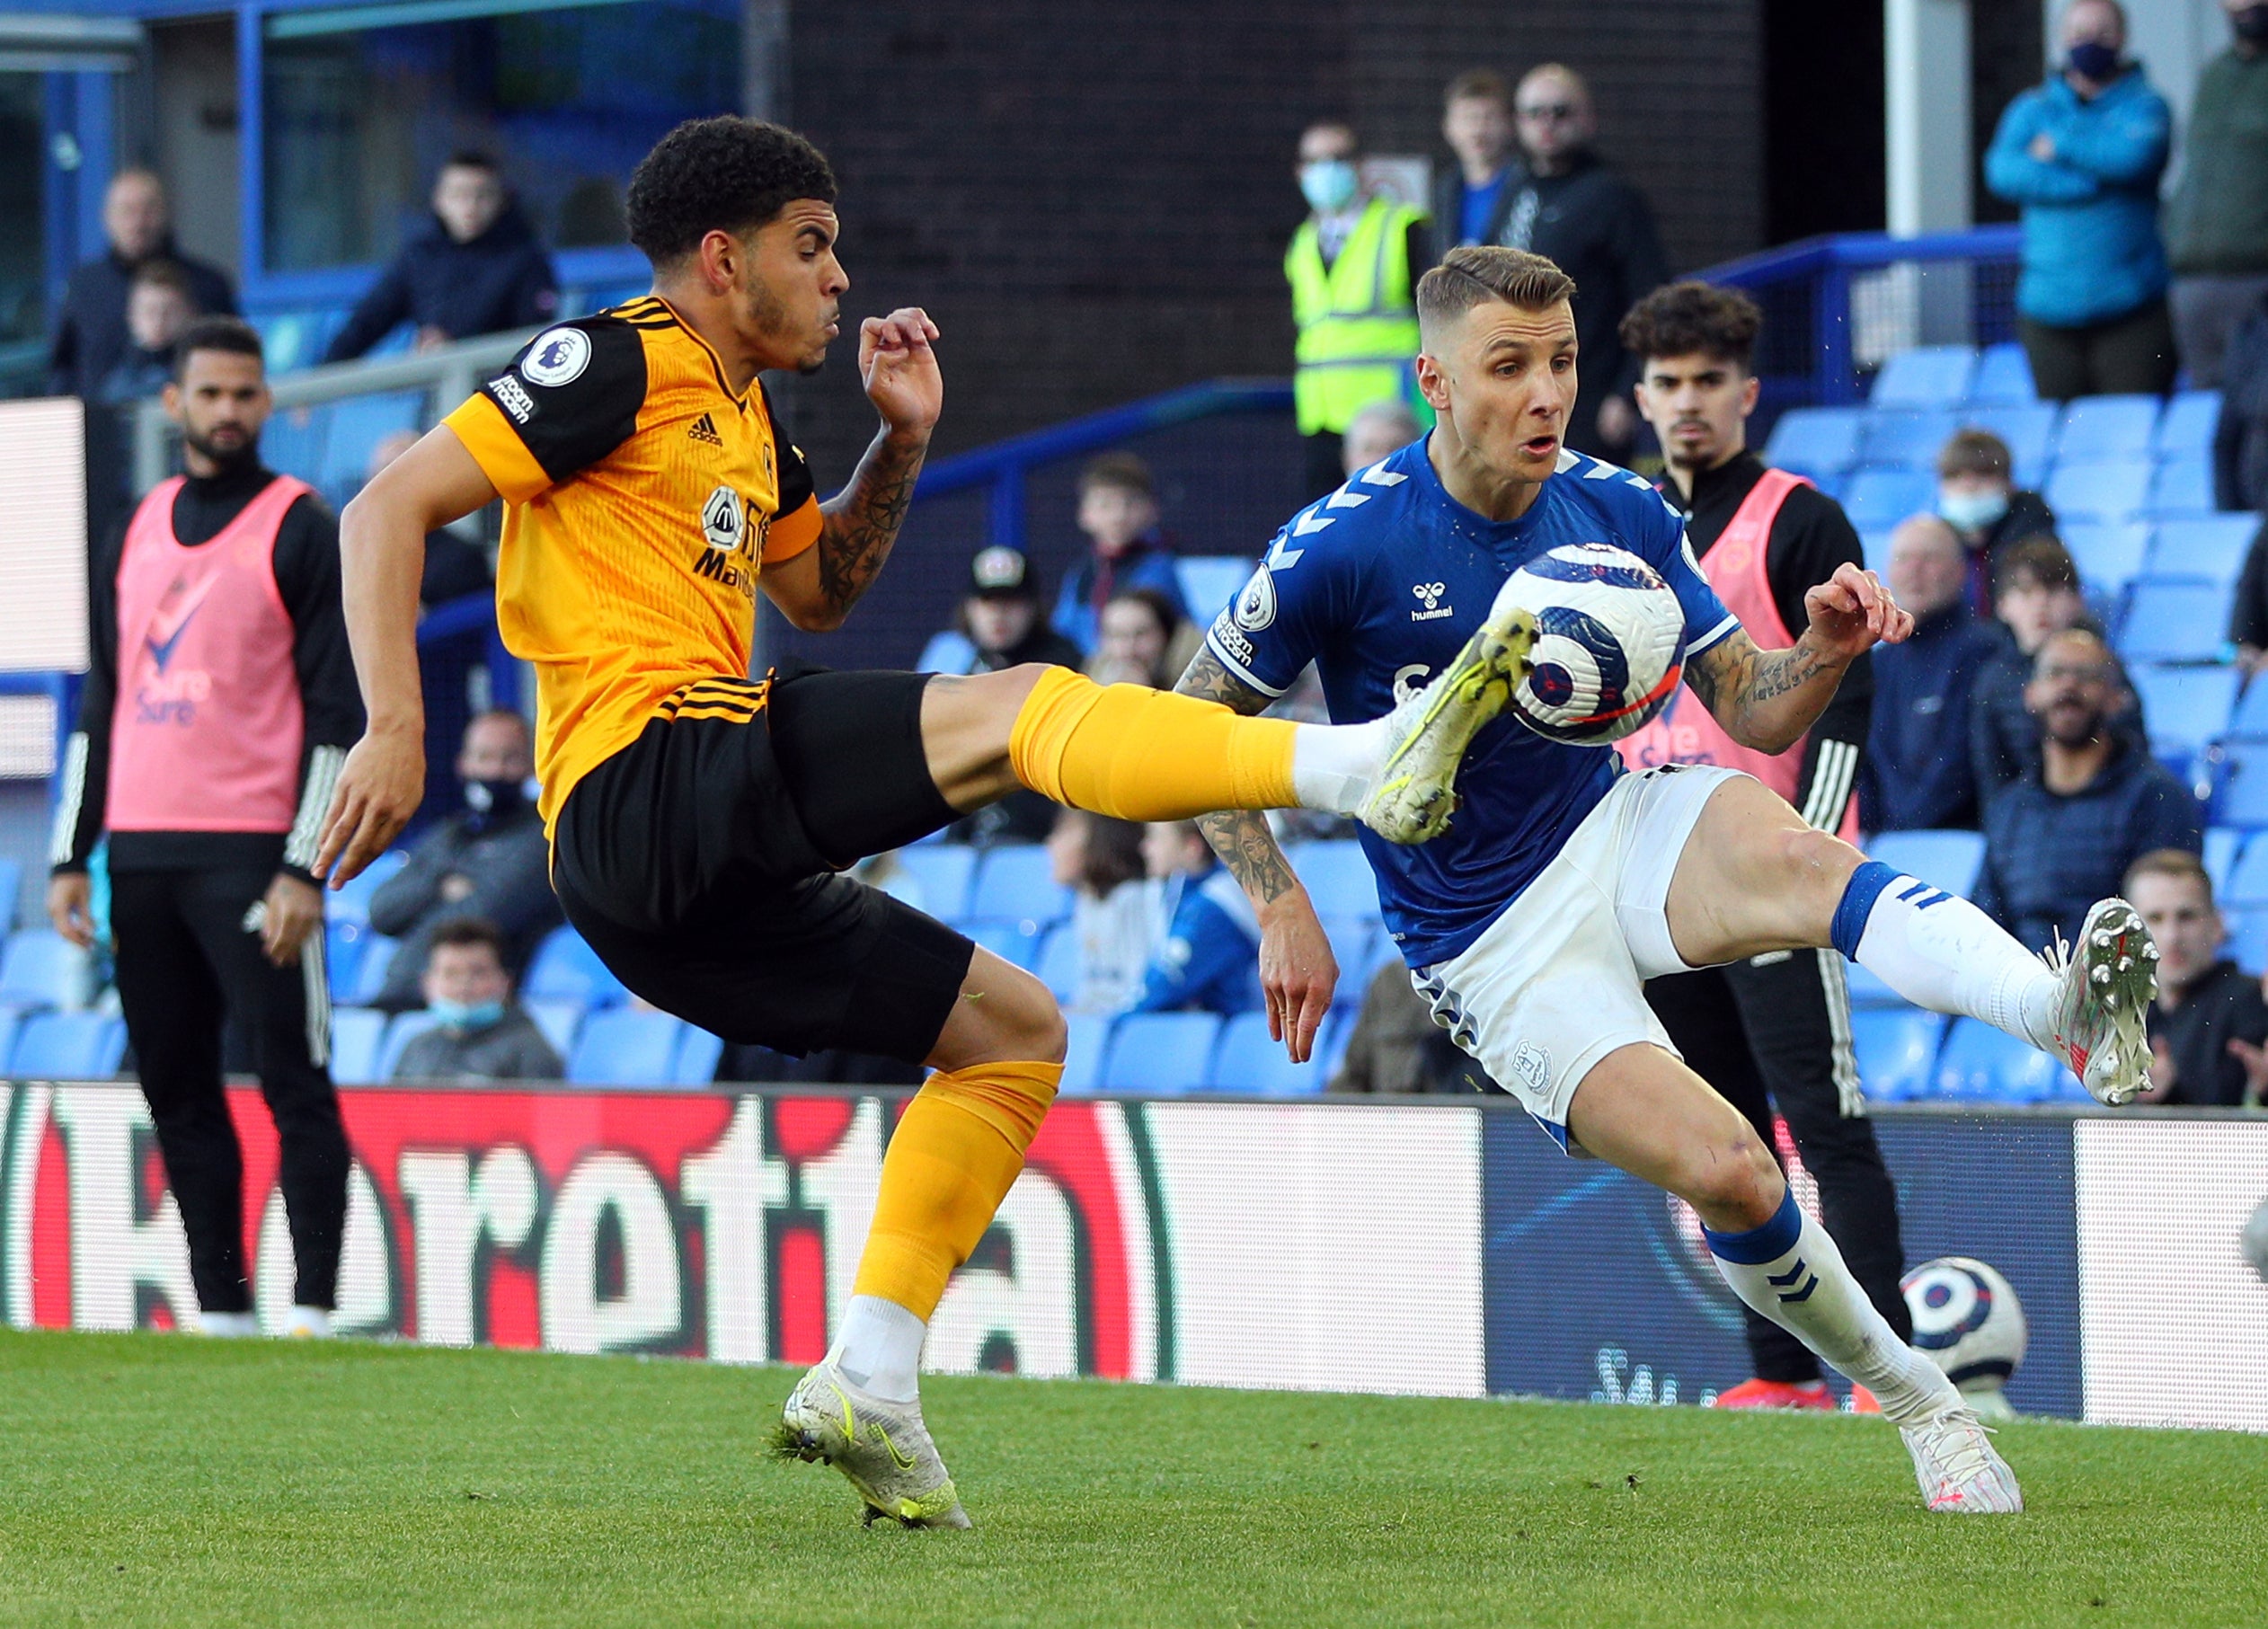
[0,1081,2261,1432]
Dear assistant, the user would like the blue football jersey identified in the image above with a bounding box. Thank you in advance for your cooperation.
[1204,438,1741,969]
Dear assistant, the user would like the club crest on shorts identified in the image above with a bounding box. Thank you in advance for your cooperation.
[1511,1041,1551,1097]
[701,485,746,552]
[522,327,592,387]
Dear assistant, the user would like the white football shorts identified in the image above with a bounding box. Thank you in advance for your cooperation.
[1413,763,1742,1153]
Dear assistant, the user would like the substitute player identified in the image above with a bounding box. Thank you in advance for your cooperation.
[1180,246,2161,1515]
[312,118,1528,1528]
[1617,280,1916,1412]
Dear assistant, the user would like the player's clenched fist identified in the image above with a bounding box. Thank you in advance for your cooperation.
[313,728,426,887]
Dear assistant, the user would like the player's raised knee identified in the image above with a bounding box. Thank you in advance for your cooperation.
[1676,1130,1784,1231]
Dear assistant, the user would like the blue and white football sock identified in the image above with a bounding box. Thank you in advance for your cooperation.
[1831,861,2057,1049]
[1705,1191,1959,1427]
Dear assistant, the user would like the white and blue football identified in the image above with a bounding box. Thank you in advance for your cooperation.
[1502,543,1687,746]
[1902,1256,2028,1412]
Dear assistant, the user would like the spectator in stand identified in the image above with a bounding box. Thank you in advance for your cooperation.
[1934,427,2057,615]
[390,917,563,1083]
[1977,628,2202,952]
[1331,963,1484,1093]
[364,709,559,1013]
[365,430,492,608]
[2228,518,2268,672]
[2166,1,2268,388]
[1050,453,1189,653]
[1126,822,1262,1017]
[1861,515,2000,831]
[85,260,203,538]
[48,168,235,401]
[1971,537,2094,800]
[1285,120,1428,497]
[1985,1,2176,400]
[323,153,559,363]
[2217,292,2268,512]
[1087,587,1197,690]
[2129,850,2268,1107]
[1497,65,1669,459]
[1044,810,1154,1015]
[1430,71,1517,262]
[1342,399,1422,475]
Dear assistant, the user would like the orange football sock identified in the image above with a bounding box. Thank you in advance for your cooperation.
[850,1058,1062,1319]
[1006,668,1297,819]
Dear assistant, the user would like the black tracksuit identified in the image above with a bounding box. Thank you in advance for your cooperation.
[52,464,363,1315]
[1645,452,1915,1383]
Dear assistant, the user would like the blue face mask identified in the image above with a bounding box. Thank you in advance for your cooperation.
[1938,486,2010,534]
[1299,160,1360,214]
[430,997,505,1031]
[2067,40,2120,81]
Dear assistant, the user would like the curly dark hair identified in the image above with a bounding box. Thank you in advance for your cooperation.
[625,117,837,266]
[1617,280,1764,372]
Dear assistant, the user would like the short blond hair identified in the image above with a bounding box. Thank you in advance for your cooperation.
[1416,246,1576,333]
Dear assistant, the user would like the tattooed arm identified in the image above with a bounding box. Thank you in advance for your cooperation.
[1174,647,1341,1061]
[1686,560,1914,753]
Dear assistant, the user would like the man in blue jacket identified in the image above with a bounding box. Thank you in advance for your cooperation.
[323,153,559,362]
[1985,0,2175,399]
[1862,515,2002,831]
[1129,821,1263,1017]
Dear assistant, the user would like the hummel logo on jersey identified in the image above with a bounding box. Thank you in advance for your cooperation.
[1411,581,1455,622]
[687,412,723,446]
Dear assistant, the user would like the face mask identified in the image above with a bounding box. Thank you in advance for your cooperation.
[430,997,505,1031]
[464,776,525,822]
[2235,5,2268,43]
[1937,486,2009,533]
[2067,40,2120,81]
[1299,160,1360,215]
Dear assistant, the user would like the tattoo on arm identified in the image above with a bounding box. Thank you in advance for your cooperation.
[1174,649,1305,907]
[814,429,926,616]
[1689,632,1838,748]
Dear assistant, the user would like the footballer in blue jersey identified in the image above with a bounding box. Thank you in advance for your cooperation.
[1175,244,2159,1512]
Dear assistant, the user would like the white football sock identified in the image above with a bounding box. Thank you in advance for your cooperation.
[286,1306,333,1339]
[1289,716,1390,816]
[1837,864,2057,1049]
[832,1294,925,1403]
[198,1309,256,1338]
[1706,1192,1958,1428]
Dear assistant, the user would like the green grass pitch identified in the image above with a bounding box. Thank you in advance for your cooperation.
[3,1330,2264,1627]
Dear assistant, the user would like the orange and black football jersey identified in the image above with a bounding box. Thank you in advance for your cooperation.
[444,297,821,831]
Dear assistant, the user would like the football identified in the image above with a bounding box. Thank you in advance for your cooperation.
[1501,543,1687,745]
[1902,1256,2028,1419]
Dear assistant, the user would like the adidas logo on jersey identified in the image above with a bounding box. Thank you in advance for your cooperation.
[688,412,723,446]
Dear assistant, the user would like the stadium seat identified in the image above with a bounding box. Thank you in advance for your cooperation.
[2148,515,2256,586]
[2043,457,2152,522]
[2221,834,2268,905]
[1860,409,1958,470]
[672,1025,724,1085]
[2155,390,2222,459]
[1060,1014,1110,1093]
[2118,579,2232,663]
[2214,740,2268,828]
[964,917,1049,969]
[327,849,409,925]
[1761,407,1865,479]
[2205,826,2246,897]
[1850,1005,1945,1102]
[329,1007,387,1085]
[10,1012,126,1077]
[348,934,401,1005]
[1839,467,1936,532]
[1209,1010,1330,1095]
[568,1008,685,1086]
[0,855,20,930]
[522,927,631,1007]
[2147,456,2217,518]
[2054,394,2163,462]
[1035,924,1082,1004]
[260,403,332,487]
[1932,1017,2080,1103]
[1967,341,2037,405]
[892,845,978,921]
[2059,522,2152,594]
[1858,528,1895,572]
[524,996,587,1061]
[1866,828,1986,899]
[1177,556,1254,624]
[966,845,1071,926]
[1101,1012,1221,1093]
[319,392,424,501]
[1870,345,1976,408]
[0,1007,20,1077]
[0,929,84,1010]
[324,920,370,1005]
[1287,840,1378,919]
[2126,664,2240,759]
[2227,908,2268,974]
[2228,678,2268,739]
[375,1012,440,1079]
[1960,402,2058,485]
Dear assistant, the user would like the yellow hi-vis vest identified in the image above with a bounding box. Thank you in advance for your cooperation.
[1284,196,1426,437]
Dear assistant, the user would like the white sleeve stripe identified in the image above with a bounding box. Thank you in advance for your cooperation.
[1685,614,1741,657]
[283,744,348,870]
[48,732,89,867]
[1200,629,1288,699]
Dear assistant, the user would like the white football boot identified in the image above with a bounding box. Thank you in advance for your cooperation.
[1900,1403,2024,1514]
[773,1359,970,1529]
[1357,592,1537,845]
[2042,897,2160,1105]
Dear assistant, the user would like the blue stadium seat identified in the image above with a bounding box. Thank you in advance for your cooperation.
[1866,828,1986,899]
[2148,456,2217,518]
[260,403,332,487]
[2221,834,2268,905]
[1323,915,1386,1003]
[966,844,1071,926]
[2055,394,2163,462]
[2148,515,2256,586]
[1761,407,1865,478]
[329,1007,387,1085]
[376,1012,440,1079]
[348,934,401,1005]
[2228,678,2268,739]
[0,929,83,1010]
[1858,528,1895,572]
[1035,924,1082,1004]
[1960,403,2058,485]
[9,1012,125,1078]
[965,917,1049,969]
[1177,556,1254,624]
[2126,664,2240,759]
[892,845,978,921]
[324,919,370,1005]
[0,1008,21,1076]
[1209,1010,1330,1095]
[2060,523,2153,594]
[2205,825,2246,897]
[2118,578,2232,662]
[1060,1014,1110,1093]
[2044,458,2152,522]
[2214,740,2268,828]
[1850,1005,1945,1102]
[522,927,631,1007]
[1839,467,1936,532]
[1932,1017,2080,1102]
[2227,909,2268,975]
[1870,346,1976,408]
[1287,840,1378,919]
[0,855,20,930]
[327,849,409,925]
[1860,409,1958,470]
[1101,1012,1221,1093]
[2155,390,2222,459]
[672,1026,724,1085]
[1967,342,2037,405]
[568,1008,685,1086]
[524,996,586,1061]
